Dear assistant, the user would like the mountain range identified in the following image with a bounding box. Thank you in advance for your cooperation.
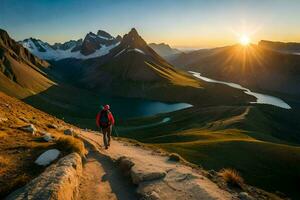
[48,28,251,106]
[80,28,199,91]
[19,30,121,61]
[20,30,182,62]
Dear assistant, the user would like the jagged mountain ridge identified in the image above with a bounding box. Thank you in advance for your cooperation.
[81,28,200,90]
[20,30,121,61]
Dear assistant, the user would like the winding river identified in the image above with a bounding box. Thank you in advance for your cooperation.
[189,71,291,109]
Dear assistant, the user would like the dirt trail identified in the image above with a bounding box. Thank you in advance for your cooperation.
[78,130,234,200]
[78,141,138,200]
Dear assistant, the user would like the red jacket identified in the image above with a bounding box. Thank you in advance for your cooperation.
[96,109,115,128]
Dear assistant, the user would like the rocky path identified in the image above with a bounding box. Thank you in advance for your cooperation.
[78,139,138,200]
[79,130,234,200]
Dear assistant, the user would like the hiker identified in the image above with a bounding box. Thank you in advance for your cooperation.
[96,105,115,149]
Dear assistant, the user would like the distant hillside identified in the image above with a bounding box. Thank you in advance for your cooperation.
[0,29,54,98]
[259,40,300,54]
[171,44,300,95]
[20,30,121,61]
[148,43,181,58]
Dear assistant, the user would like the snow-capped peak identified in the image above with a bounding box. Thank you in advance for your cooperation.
[20,30,120,61]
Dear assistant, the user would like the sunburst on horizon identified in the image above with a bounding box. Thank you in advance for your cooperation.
[239,34,251,46]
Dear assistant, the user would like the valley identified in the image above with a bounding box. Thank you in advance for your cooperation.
[0,26,300,200]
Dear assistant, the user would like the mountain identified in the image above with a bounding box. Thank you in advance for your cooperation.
[170,44,300,95]
[52,39,82,51]
[81,28,200,91]
[49,28,251,107]
[20,30,121,61]
[0,29,54,98]
[148,43,181,58]
[259,40,300,54]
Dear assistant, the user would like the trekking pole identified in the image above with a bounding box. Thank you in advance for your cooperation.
[113,126,119,137]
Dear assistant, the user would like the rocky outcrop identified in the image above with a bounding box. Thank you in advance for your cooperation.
[47,124,58,129]
[116,155,232,200]
[131,164,167,184]
[238,192,255,200]
[43,132,53,142]
[6,153,82,200]
[64,128,73,136]
[19,124,36,135]
[118,156,167,184]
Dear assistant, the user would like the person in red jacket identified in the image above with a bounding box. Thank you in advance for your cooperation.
[96,104,115,149]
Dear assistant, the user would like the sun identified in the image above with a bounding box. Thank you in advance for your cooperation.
[239,35,250,46]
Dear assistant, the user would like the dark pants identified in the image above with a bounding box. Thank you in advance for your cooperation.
[102,125,112,148]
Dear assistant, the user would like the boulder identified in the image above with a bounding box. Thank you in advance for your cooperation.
[35,149,60,166]
[43,132,53,142]
[131,165,166,184]
[117,156,135,175]
[239,192,255,200]
[19,124,36,135]
[143,191,161,200]
[64,129,73,136]
[168,153,181,162]
[47,124,58,129]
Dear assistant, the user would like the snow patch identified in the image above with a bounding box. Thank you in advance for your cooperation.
[114,48,127,57]
[35,149,60,166]
[128,48,145,55]
[162,117,171,123]
[98,35,114,40]
[21,39,120,61]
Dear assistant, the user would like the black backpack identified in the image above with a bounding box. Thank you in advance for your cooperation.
[99,110,110,128]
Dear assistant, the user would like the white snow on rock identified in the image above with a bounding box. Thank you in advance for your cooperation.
[20,39,120,61]
[35,149,60,166]
[97,35,115,40]
[114,48,145,57]
[162,117,171,123]
[114,48,127,57]
[128,48,145,54]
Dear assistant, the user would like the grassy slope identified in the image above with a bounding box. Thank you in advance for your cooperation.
[0,91,83,198]
[0,73,30,98]
[117,105,300,199]
[0,29,54,99]
[0,55,54,99]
